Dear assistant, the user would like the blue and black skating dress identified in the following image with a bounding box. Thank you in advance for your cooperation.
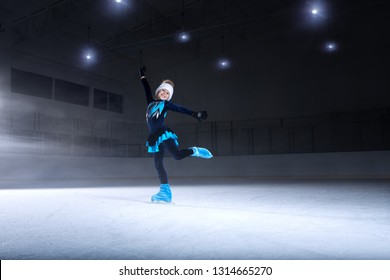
[142,78,194,153]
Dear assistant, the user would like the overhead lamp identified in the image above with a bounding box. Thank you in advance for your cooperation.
[323,41,337,52]
[176,0,191,43]
[176,31,191,43]
[82,25,97,64]
[215,0,231,70]
[217,58,231,70]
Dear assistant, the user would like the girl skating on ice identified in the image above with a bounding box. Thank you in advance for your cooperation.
[139,66,213,203]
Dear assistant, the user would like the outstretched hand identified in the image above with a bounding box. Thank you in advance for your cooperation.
[192,111,208,121]
[139,66,146,79]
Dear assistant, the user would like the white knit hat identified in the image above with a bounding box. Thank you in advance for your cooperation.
[155,83,174,101]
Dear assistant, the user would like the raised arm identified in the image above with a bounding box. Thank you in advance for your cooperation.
[139,66,153,105]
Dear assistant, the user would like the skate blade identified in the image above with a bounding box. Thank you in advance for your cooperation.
[151,200,172,204]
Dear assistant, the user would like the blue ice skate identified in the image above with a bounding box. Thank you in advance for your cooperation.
[151,184,172,203]
[190,147,213,159]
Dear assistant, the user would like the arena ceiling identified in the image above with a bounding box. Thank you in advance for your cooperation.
[0,0,387,68]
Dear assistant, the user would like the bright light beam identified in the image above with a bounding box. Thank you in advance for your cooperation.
[217,58,231,70]
[176,31,191,43]
[323,41,337,53]
[82,48,97,64]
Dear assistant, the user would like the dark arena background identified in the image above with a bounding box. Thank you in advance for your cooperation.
[0,0,389,260]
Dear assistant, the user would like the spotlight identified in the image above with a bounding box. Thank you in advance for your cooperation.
[109,0,131,14]
[217,58,231,70]
[176,31,191,43]
[323,41,337,52]
[85,50,93,60]
[307,4,326,18]
[83,25,96,64]
[82,49,96,63]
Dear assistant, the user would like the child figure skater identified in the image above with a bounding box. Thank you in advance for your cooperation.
[139,66,213,203]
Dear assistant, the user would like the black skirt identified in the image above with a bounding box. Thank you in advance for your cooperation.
[146,126,179,153]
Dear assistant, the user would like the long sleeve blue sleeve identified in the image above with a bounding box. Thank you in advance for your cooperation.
[165,101,194,116]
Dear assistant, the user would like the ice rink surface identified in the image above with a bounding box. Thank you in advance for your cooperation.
[1,177,389,260]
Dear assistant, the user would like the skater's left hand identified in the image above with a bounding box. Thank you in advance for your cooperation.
[192,111,208,121]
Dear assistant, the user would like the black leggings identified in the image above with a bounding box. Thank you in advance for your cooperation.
[153,139,193,184]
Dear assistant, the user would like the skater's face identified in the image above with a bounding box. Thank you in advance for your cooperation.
[156,89,170,100]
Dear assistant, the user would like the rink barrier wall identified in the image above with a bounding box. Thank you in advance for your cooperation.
[1,150,390,181]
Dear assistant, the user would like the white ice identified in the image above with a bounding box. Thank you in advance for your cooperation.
[0,178,389,259]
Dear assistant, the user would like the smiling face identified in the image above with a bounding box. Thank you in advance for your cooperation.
[156,89,170,101]
[154,80,174,101]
